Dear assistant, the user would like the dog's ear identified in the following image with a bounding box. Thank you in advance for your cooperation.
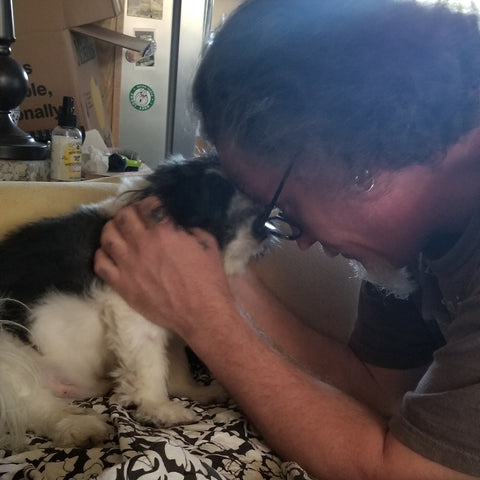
[165,168,235,230]
[142,157,236,238]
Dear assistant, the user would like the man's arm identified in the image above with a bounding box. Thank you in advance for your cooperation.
[185,295,474,480]
[94,204,475,480]
[228,268,427,416]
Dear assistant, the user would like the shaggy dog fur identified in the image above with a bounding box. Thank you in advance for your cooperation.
[0,155,271,450]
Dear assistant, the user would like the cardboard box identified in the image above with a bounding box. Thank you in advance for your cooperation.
[11,0,123,146]
[13,0,123,34]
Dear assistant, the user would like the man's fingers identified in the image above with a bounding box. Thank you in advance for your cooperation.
[135,197,169,226]
[94,244,119,284]
[110,203,160,248]
[100,219,127,256]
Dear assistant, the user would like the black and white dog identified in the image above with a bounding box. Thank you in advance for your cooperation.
[0,154,271,451]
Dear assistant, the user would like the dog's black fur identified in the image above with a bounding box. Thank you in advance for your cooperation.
[0,154,274,450]
[0,154,264,333]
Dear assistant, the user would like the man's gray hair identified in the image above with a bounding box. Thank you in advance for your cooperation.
[193,0,480,173]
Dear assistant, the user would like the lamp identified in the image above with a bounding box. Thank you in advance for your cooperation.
[0,0,47,160]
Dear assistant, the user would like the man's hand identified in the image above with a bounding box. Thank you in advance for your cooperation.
[94,197,234,337]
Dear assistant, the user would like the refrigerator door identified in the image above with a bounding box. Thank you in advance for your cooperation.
[118,0,211,169]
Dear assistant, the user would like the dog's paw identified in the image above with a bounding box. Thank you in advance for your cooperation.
[181,380,229,405]
[134,400,197,427]
[52,408,112,447]
[110,392,134,408]
[199,380,229,404]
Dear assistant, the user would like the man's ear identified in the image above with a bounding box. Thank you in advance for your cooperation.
[352,169,375,193]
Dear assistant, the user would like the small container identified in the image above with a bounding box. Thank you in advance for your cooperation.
[50,97,82,181]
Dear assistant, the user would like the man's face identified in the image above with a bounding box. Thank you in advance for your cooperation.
[218,145,435,275]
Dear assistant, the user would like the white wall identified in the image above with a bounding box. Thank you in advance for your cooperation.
[253,242,360,342]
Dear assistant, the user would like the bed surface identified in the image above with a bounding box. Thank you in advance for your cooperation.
[0,369,313,480]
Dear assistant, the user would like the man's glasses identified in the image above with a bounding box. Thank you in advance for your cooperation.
[253,158,303,241]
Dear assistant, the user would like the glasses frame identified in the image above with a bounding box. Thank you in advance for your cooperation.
[254,158,303,241]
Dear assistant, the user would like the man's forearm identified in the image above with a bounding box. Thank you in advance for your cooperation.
[228,269,418,415]
[185,302,386,479]
[184,304,473,480]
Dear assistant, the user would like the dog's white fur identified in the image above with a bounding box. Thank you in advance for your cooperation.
[349,260,418,300]
[0,176,269,451]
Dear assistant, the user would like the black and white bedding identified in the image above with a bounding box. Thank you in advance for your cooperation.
[0,362,313,480]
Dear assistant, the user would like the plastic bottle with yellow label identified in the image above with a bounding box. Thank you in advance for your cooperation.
[50,96,82,181]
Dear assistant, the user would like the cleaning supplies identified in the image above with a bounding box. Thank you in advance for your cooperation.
[108,150,141,172]
[50,97,83,181]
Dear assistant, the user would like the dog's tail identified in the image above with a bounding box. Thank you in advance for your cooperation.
[0,326,43,451]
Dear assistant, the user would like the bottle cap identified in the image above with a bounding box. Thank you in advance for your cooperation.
[57,96,77,128]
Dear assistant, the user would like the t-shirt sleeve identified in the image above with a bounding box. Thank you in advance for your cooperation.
[348,281,445,369]
[389,294,480,475]
[349,282,480,475]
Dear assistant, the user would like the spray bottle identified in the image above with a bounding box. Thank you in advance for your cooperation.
[50,96,82,181]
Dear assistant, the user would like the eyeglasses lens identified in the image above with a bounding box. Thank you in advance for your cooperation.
[264,213,302,240]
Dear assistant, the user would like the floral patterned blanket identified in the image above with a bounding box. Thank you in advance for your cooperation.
[0,373,313,480]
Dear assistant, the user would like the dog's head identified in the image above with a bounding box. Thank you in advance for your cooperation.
[137,154,274,275]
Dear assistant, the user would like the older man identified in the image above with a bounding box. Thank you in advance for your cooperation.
[95,1,480,478]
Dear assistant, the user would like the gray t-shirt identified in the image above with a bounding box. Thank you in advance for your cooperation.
[349,209,480,476]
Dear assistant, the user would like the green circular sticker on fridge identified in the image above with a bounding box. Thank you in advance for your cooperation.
[129,84,155,111]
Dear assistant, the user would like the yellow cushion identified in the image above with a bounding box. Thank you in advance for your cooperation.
[0,180,121,239]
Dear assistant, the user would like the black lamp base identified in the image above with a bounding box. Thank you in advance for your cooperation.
[0,112,48,160]
[1,0,48,161]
